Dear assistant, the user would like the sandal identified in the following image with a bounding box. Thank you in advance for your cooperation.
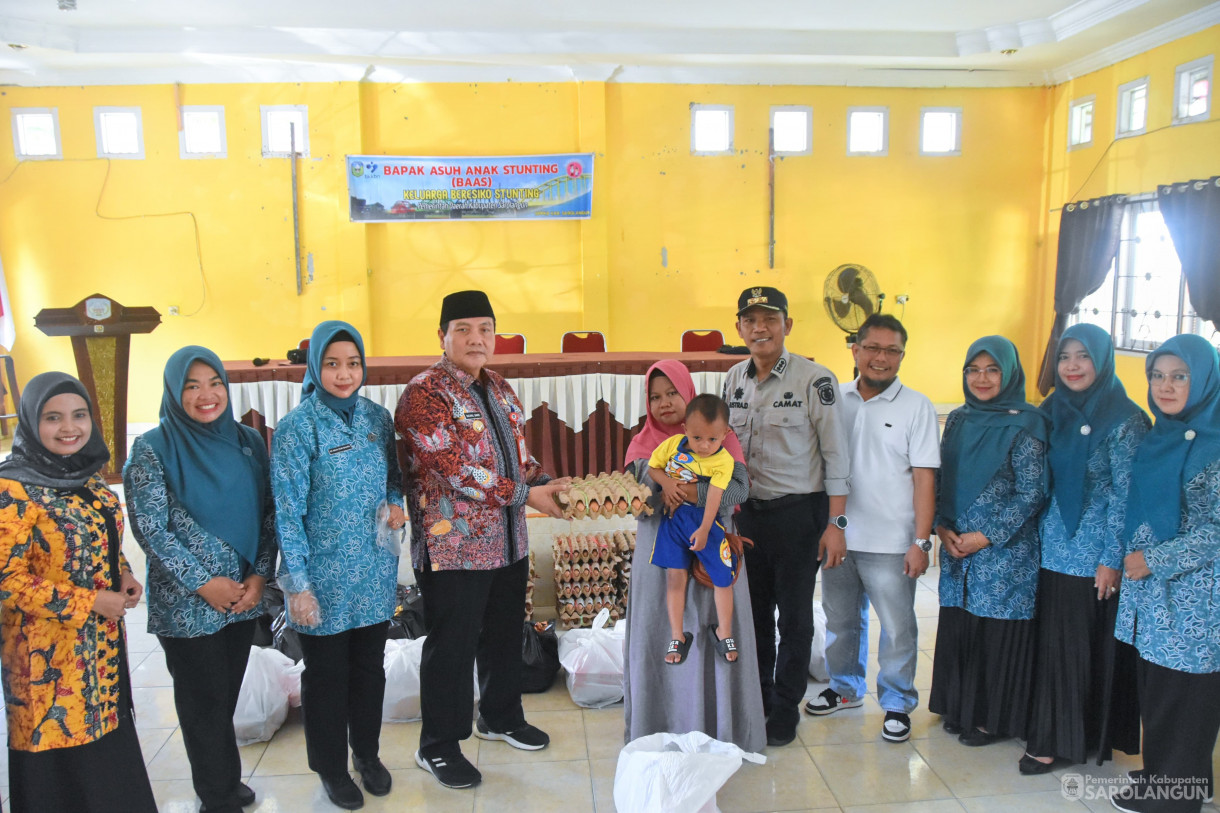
[665,632,693,665]
[708,625,738,663]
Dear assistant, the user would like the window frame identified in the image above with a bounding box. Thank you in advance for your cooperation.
[1067,95,1095,150]
[846,106,889,157]
[1115,77,1149,139]
[179,105,227,160]
[11,107,62,160]
[93,106,145,160]
[260,104,310,158]
[919,106,962,156]
[1069,198,1217,353]
[1173,55,1213,125]
[769,105,812,156]
[689,104,735,156]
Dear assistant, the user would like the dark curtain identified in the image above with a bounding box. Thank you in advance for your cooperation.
[1037,194,1126,394]
[1158,177,1220,327]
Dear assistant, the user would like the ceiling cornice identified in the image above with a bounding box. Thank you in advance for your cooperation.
[1050,0,1220,82]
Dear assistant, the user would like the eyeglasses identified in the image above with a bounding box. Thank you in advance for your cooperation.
[964,365,1002,377]
[1149,371,1190,385]
[857,344,905,359]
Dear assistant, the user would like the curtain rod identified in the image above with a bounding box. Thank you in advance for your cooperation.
[1049,190,1157,214]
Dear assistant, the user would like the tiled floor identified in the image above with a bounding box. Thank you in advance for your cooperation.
[18,565,1206,813]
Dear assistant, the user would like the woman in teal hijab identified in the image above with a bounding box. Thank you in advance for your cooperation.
[124,347,278,813]
[271,321,405,809]
[1022,324,1147,774]
[929,336,1049,747]
[1112,334,1220,813]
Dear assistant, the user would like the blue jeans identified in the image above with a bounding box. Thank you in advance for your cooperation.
[822,550,919,714]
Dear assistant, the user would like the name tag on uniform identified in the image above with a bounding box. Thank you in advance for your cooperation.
[328,444,354,455]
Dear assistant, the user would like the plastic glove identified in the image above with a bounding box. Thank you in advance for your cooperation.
[287,590,321,627]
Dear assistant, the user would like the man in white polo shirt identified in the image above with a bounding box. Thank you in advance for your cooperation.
[804,313,939,744]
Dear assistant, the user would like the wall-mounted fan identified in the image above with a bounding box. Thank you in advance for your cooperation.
[823,263,883,345]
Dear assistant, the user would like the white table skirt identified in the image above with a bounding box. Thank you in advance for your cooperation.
[229,371,728,433]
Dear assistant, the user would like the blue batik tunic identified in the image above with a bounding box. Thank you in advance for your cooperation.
[125,437,278,638]
[271,396,403,636]
[1040,413,1149,578]
[936,417,1047,621]
[1115,462,1220,674]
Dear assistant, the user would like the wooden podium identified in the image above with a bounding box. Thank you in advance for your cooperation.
[35,295,160,481]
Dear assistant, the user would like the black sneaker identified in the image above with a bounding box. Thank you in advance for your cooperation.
[1110,785,1143,813]
[236,782,256,807]
[881,711,911,743]
[415,749,482,789]
[804,688,864,716]
[474,717,550,750]
[352,755,392,797]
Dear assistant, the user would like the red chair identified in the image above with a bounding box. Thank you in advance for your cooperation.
[494,333,527,354]
[680,329,725,352]
[561,331,606,353]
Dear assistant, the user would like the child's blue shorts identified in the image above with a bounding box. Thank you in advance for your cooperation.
[650,503,737,588]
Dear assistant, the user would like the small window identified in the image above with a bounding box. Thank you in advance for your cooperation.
[179,105,227,159]
[94,106,144,159]
[1174,56,1212,125]
[847,107,888,156]
[770,106,811,155]
[1116,77,1149,138]
[11,108,61,159]
[690,104,733,155]
[920,107,961,155]
[261,105,309,157]
[1068,96,1095,149]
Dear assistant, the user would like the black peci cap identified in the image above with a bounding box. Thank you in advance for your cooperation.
[736,286,788,317]
[440,290,495,326]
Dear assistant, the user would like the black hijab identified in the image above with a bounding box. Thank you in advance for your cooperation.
[0,372,110,489]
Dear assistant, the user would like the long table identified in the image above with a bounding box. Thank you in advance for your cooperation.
[224,352,742,477]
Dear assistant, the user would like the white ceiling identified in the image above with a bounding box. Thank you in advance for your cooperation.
[0,0,1217,88]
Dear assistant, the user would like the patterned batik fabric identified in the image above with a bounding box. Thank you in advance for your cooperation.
[272,396,403,635]
[1040,413,1149,578]
[1115,461,1220,674]
[936,417,1048,622]
[0,476,128,751]
[124,437,277,638]
[396,356,549,572]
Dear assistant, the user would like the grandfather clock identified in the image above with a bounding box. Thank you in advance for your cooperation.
[34,294,160,481]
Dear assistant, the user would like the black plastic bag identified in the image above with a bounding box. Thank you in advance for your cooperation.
[387,584,427,640]
[251,582,285,648]
[521,620,560,693]
[271,609,304,662]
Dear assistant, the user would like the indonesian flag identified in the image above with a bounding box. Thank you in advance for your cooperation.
[0,256,13,350]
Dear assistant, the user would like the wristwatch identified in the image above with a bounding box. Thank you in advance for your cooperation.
[914,538,932,552]
[829,515,849,530]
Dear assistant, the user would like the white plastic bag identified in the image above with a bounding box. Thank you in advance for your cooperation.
[233,647,294,745]
[613,731,766,813]
[808,599,829,681]
[558,608,624,708]
[380,636,481,723]
[382,637,425,722]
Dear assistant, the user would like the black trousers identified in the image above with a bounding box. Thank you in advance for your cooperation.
[159,619,255,812]
[736,492,827,724]
[298,620,389,777]
[415,556,528,757]
[1132,657,1220,813]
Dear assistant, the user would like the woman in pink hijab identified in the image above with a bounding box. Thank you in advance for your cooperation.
[621,360,765,750]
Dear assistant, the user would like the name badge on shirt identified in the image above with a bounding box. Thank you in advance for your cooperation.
[328,444,354,455]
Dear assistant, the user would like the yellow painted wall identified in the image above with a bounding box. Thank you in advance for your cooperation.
[1038,26,1220,404]
[605,83,1049,399]
[0,24,1215,422]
